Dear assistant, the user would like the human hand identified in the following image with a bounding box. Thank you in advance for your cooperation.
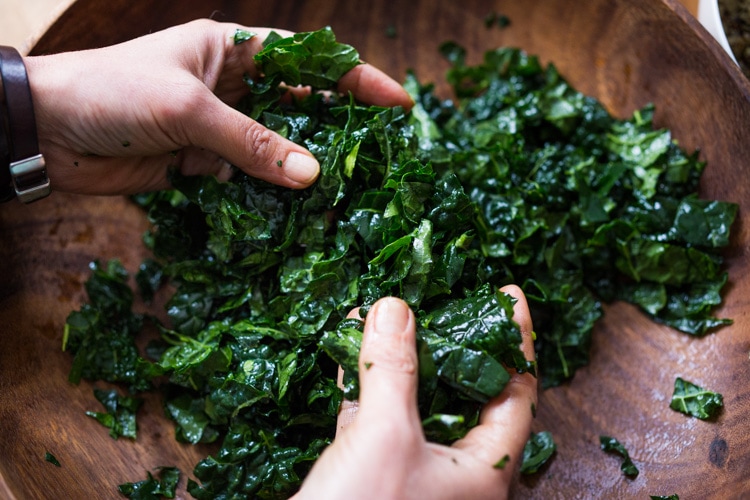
[294,285,537,500]
[23,19,412,195]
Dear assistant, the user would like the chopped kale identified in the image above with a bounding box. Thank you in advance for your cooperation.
[520,431,556,474]
[233,29,256,45]
[62,27,735,498]
[253,27,360,89]
[493,454,511,469]
[85,388,142,440]
[118,467,180,499]
[44,452,61,467]
[669,377,724,420]
[484,12,511,29]
[63,260,159,392]
[599,435,639,478]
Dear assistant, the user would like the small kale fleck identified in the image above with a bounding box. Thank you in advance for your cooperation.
[44,452,61,467]
[233,29,256,45]
[493,454,511,469]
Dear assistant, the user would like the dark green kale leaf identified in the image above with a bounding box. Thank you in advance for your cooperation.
[669,377,724,420]
[187,418,330,500]
[85,388,142,440]
[233,29,256,45]
[118,467,180,499]
[319,318,363,399]
[254,27,360,89]
[164,393,220,445]
[484,12,511,29]
[650,495,680,500]
[63,260,159,392]
[44,452,61,467]
[136,258,165,303]
[520,431,556,474]
[420,286,531,405]
[599,435,639,478]
[323,286,527,433]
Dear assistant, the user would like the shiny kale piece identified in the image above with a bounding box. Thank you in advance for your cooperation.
[599,435,639,478]
[118,467,180,499]
[85,388,142,440]
[669,377,724,420]
[521,431,557,475]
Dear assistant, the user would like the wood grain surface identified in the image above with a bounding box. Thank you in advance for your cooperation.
[2,0,749,498]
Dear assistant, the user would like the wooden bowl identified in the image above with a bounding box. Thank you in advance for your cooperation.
[2,0,749,498]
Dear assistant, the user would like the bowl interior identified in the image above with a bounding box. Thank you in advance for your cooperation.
[2,0,750,498]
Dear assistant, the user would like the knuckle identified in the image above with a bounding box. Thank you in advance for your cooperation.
[505,371,538,401]
[244,124,280,166]
[185,18,217,32]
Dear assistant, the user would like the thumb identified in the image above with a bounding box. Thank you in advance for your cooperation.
[356,298,421,428]
[186,92,320,188]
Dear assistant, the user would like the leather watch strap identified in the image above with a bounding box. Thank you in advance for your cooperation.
[0,101,12,201]
[0,46,50,203]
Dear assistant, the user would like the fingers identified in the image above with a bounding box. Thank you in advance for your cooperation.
[184,21,413,188]
[185,22,418,189]
[184,94,320,188]
[452,285,537,471]
[210,20,411,111]
[208,23,292,103]
[173,22,320,188]
[355,298,422,429]
[337,63,414,110]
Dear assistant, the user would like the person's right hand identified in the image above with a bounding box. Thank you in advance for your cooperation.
[24,19,413,196]
[294,285,537,500]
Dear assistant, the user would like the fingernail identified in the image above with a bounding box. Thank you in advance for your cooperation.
[371,297,411,337]
[283,152,320,185]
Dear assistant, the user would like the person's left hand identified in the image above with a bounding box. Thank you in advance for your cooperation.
[293,286,537,500]
[23,19,412,195]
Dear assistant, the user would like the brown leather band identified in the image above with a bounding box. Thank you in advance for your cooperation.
[0,100,11,201]
[0,46,49,203]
